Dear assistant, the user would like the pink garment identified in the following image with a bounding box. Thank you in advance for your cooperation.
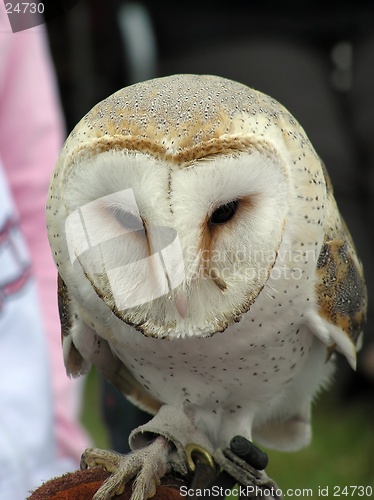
[0,8,90,463]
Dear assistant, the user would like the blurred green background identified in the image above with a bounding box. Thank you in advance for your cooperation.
[82,367,374,495]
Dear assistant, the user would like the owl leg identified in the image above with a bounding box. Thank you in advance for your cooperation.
[81,435,170,500]
[253,402,312,452]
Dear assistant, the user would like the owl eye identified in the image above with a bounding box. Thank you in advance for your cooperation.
[209,200,239,225]
[113,209,143,231]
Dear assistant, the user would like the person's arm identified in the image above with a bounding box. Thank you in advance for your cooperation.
[0,9,90,464]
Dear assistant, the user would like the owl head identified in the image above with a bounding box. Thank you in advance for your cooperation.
[48,74,327,339]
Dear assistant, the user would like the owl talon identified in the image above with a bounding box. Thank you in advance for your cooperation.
[81,447,123,473]
[81,436,170,500]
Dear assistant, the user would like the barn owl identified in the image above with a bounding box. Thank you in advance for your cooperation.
[47,74,366,499]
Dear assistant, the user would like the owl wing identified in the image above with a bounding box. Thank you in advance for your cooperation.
[254,166,367,452]
[57,274,161,414]
[312,165,367,368]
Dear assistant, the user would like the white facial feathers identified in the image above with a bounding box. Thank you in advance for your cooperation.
[48,74,329,339]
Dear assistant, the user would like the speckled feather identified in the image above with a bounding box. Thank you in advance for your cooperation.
[47,75,366,454]
[316,166,366,352]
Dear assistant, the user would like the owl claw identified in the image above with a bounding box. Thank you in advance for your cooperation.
[81,447,123,473]
[81,436,170,500]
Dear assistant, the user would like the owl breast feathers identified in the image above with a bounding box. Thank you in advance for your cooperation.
[47,74,366,452]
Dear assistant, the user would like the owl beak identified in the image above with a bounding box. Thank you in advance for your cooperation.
[175,292,188,318]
